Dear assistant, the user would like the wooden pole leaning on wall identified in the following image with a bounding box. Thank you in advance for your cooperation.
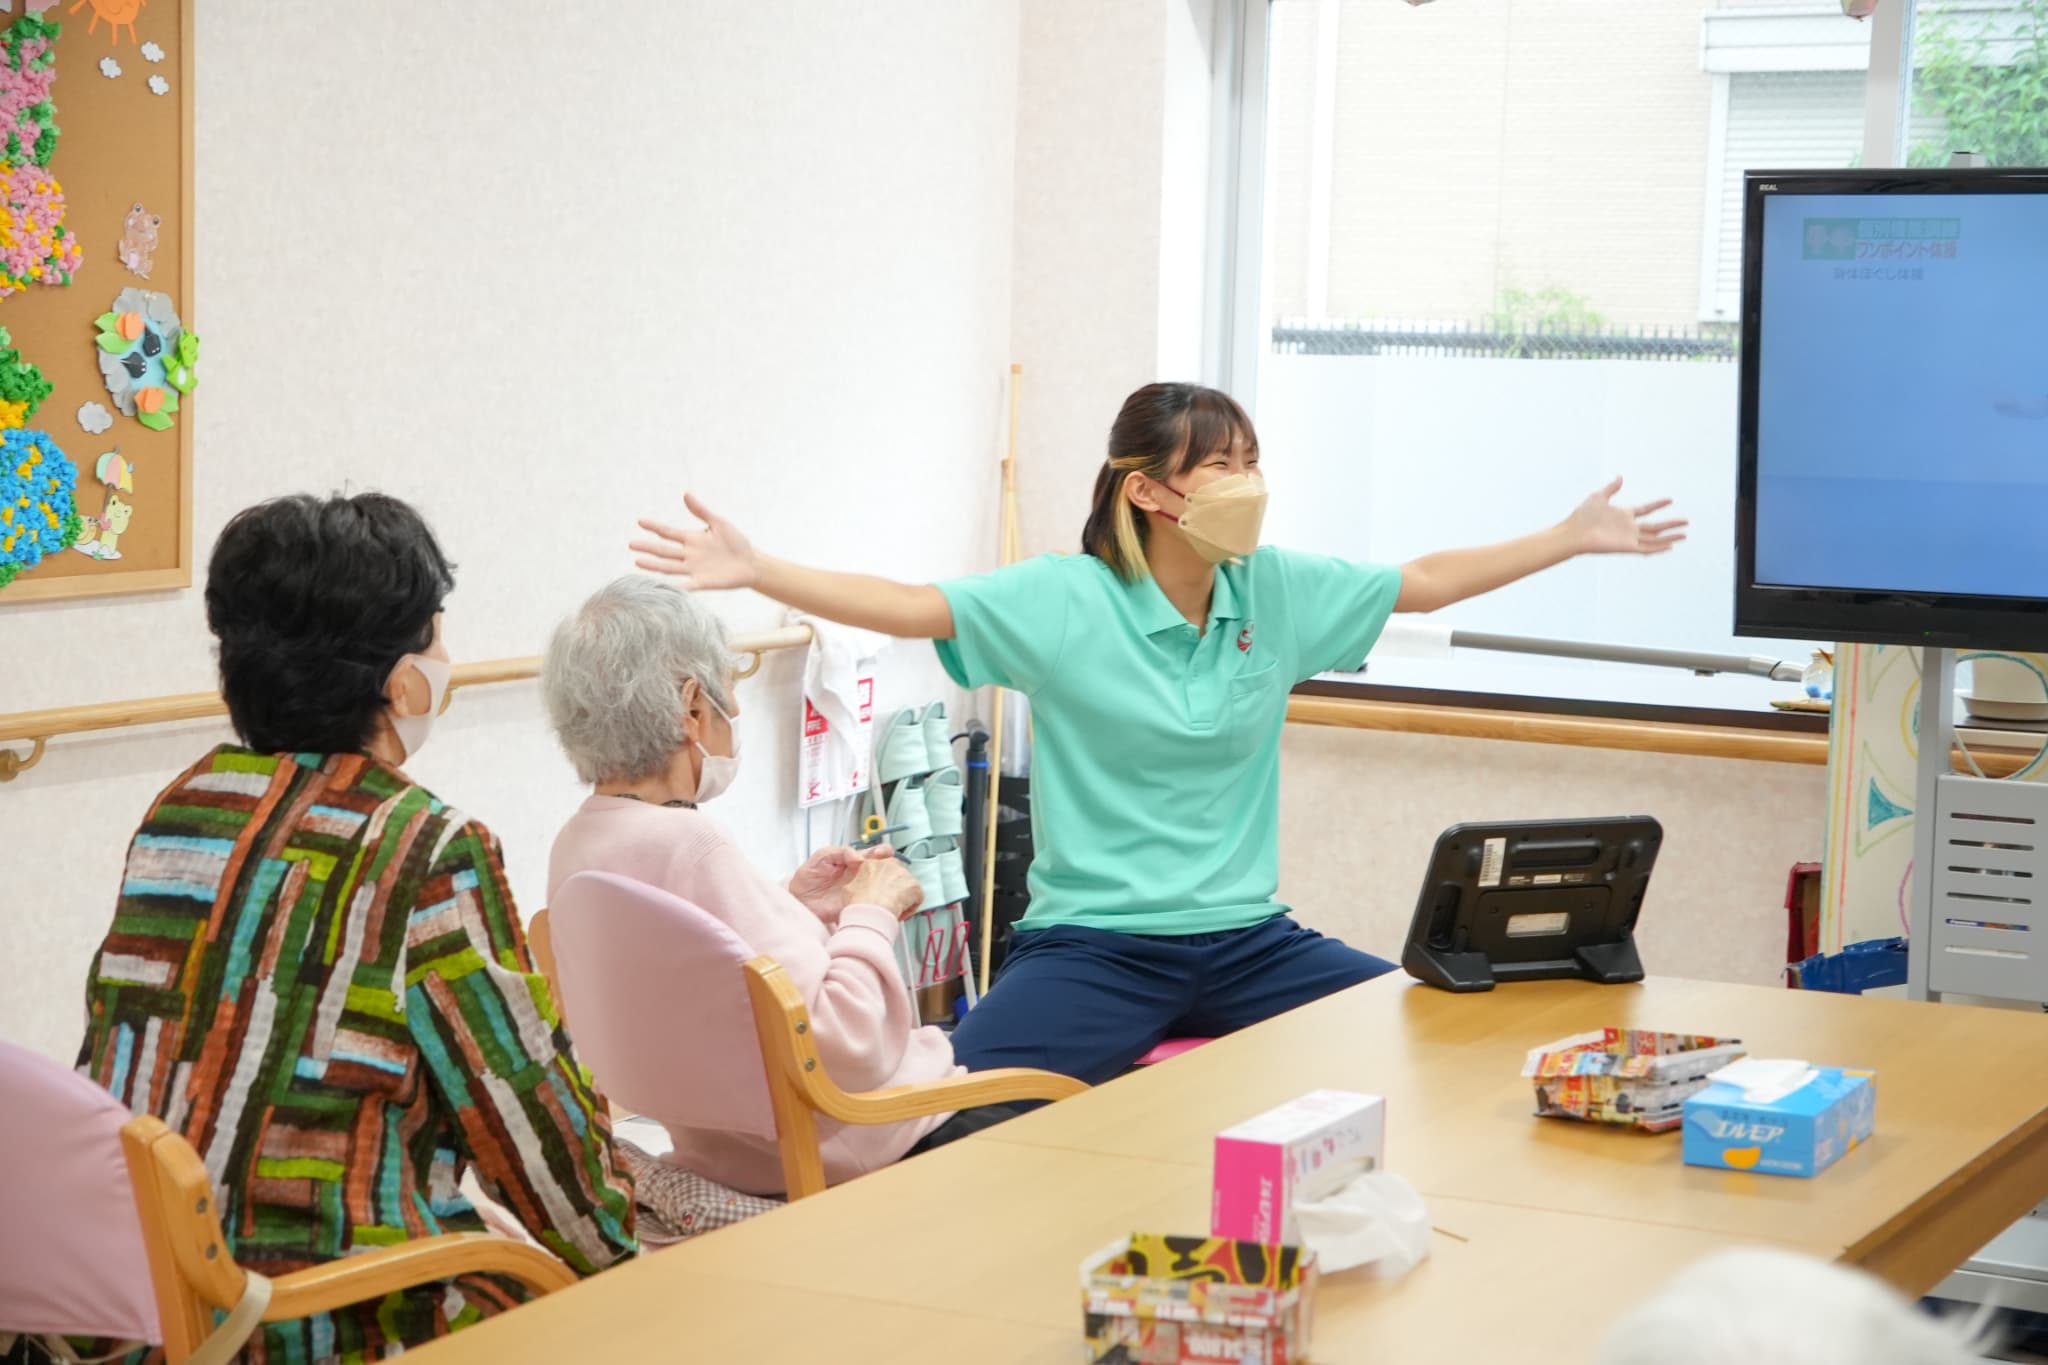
[977,364,1024,998]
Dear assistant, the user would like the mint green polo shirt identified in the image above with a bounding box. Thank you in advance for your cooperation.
[934,547,1402,936]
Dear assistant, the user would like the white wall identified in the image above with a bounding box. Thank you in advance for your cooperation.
[0,0,1020,1062]
[1010,0,1169,559]
[1158,0,1216,380]
[1280,725,1825,988]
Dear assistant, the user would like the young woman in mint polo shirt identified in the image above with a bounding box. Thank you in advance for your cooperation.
[632,382,1685,1083]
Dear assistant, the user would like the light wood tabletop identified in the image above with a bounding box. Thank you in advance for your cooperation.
[402,1124,1803,1365]
[400,974,2048,1362]
[974,975,2048,1293]
[651,1139,1816,1362]
[393,1265,1075,1365]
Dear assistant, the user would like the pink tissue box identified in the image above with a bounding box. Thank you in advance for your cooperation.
[1211,1090,1386,1246]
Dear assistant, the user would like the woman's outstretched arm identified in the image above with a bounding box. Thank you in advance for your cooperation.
[632,494,955,639]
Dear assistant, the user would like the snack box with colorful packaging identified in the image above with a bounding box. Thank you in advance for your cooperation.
[1522,1029,1747,1132]
[1081,1234,1317,1365]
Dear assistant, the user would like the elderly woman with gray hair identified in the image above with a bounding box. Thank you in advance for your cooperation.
[541,577,1021,1197]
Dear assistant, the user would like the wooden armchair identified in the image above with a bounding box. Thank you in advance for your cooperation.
[742,956,1086,1199]
[529,906,563,1019]
[120,1115,577,1364]
[544,871,1090,1203]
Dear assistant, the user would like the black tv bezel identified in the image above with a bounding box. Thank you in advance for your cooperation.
[1736,167,2048,652]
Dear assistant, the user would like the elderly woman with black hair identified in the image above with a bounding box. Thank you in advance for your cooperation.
[75,493,635,1362]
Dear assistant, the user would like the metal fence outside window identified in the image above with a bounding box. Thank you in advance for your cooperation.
[1271,319,1740,361]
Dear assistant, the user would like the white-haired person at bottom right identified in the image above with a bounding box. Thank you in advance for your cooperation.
[1599,1249,1990,1365]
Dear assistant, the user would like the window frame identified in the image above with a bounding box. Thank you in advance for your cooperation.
[1216,0,1920,735]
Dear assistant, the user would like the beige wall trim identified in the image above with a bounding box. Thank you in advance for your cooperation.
[1288,693,2037,778]
[0,627,813,782]
[1286,693,1829,765]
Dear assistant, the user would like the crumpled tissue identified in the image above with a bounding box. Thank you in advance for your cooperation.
[1291,1170,1432,1278]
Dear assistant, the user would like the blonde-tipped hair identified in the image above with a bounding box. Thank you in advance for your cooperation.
[1090,454,1156,581]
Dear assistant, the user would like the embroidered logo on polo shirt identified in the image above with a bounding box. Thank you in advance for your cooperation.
[1237,623,1255,653]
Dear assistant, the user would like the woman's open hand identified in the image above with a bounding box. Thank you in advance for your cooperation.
[1565,478,1688,556]
[631,493,761,589]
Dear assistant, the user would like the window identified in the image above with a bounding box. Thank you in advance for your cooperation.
[1709,72,1871,319]
[1222,0,2003,717]
[1909,0,2048,169]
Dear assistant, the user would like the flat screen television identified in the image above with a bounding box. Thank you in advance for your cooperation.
[1736,168,2048,651]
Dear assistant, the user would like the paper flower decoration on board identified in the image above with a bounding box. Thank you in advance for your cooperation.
[75,400,110,433]
[147,73,164,95]
[0,425,80,589]
[140,40,161,62]
[95,287,196,431]
[0,13,59,165]
[0,326,51,429]
[0,12,81,298]
[68,0,146,48]
[97,55,118,78]
[0,161,82,294]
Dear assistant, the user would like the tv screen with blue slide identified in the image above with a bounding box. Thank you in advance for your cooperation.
[1736,169,2048,650]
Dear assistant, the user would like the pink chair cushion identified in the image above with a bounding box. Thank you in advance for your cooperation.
[548,871,779,1142]
[1134,1037,1214,1066]
[0,1039,160,1342]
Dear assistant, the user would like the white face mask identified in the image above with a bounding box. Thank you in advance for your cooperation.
[690,683,741,804]
[388,654,450,763]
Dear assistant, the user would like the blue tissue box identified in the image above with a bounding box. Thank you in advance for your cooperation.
[1681,1066,1874,1178]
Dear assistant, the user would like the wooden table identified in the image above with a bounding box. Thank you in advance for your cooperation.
[403,976,2048,1363]
[976,975,2048,1293]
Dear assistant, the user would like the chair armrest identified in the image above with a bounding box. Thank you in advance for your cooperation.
[807,1066,1087,1126]
[740,954,1086,1134]
[264,1233,578,1322]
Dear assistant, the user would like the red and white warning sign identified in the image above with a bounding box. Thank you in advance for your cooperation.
[799,673,875,808]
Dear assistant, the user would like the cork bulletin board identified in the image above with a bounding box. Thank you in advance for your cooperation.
[0,0,194,603]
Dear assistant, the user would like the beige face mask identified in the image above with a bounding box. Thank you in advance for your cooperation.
[1154,472,1268,564]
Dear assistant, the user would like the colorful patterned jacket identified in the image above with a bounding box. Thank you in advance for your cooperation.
[77,747,636,1361]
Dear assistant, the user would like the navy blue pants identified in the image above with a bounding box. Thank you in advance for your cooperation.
[948,917,1396,1084]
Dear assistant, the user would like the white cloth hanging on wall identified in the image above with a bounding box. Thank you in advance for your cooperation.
[795,614,887,809]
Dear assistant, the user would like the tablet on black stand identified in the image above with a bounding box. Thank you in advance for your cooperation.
[1401,817,1661,993]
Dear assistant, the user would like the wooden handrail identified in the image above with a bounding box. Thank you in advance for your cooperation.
[0,625,813,781]
[1286,694,1831,765]
[1287,693,2041,777]
[12,629,2032,782]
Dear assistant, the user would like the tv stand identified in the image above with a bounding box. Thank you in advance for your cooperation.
[1907,647,2048,1314]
